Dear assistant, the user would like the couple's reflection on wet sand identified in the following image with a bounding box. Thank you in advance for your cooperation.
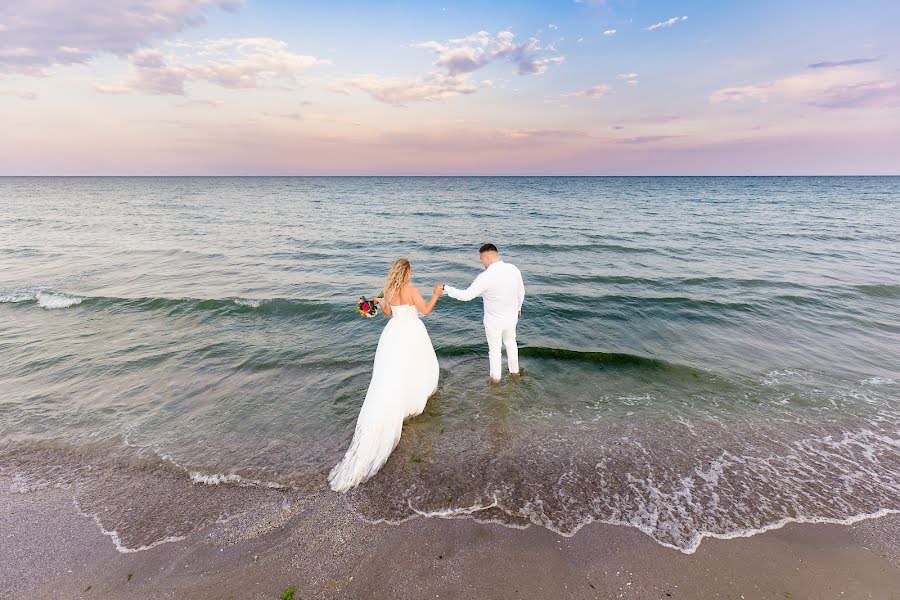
[483,370,522,450]
[399,356,523,474]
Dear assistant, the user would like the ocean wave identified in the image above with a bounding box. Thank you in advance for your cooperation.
[36,292,84,309]
[2,284,871,326]
[437,344,674,368]
[227,345,692,375]
[0,290,335,317]
[771,294,830,307]
[1,291,86,309]
[0,293,34,303]
[232,297,262,308]
[1,289,762,323]
[537,292,760,315]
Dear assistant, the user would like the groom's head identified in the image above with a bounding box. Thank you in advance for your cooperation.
[479,243,500,268]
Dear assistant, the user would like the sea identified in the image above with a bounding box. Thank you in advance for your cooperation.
[1,176,898,553]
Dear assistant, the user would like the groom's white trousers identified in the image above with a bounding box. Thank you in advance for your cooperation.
[485,324,519,381]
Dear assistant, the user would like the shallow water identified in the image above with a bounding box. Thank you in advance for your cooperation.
[1,176,898,552]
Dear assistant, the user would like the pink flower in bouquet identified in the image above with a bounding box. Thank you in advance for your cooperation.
[356,294,379,318]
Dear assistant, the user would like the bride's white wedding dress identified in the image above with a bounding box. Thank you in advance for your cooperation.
[329,304,439,492]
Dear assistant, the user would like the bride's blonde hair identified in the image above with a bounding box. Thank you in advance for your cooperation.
[384,258,412,301]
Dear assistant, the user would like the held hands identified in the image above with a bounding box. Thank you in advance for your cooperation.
[433,284,444,298]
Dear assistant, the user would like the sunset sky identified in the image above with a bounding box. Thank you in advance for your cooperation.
[2,0,899,175]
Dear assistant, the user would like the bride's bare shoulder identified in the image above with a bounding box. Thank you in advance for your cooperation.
[397,284,418,301]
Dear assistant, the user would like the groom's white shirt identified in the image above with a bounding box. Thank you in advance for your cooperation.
[445,260,525,329]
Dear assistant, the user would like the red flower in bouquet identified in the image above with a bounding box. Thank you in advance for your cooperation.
[356,291,383,318]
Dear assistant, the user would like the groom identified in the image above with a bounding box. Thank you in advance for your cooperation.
[440,244,525,382]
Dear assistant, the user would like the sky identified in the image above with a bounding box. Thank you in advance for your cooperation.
[1,0,899,175]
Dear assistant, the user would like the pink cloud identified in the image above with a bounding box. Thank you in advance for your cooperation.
[0,0,239,75]
[334,73,479,105]
[0,89,38,100]
[95,38,328,95]
[560,83,610,98]
[415,30,565,77]
[340,30,564,105]
[710,64,900,109]
[619,134,683,144]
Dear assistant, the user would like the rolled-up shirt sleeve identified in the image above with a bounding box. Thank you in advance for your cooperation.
[445,271,489,302]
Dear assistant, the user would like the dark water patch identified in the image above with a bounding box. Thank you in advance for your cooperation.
[855,284,900,299]
[434,345,709,380]
[771,294,831,307]
[522,346,668,368]
[537,292,761,316]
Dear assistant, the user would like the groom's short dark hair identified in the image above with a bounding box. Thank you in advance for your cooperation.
[479,243,498,254]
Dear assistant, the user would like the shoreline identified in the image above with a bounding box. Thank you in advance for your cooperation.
[3,475,898,599]
[350,494,900,556]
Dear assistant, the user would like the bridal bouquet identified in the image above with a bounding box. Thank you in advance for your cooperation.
[356,292,384,318]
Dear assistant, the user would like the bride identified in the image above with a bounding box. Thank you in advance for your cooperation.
[328,258,443,492]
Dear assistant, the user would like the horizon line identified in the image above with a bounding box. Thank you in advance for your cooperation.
[2,174,899,178]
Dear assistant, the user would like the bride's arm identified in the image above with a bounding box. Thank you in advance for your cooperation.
[413,285,442,316]
[374,294,392,316]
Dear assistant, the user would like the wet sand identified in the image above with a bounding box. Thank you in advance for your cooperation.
[2,474,898,600]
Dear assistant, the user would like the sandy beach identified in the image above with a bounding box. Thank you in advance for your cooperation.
[3,472,898,600]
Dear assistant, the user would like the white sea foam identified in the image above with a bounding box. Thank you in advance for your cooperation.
[120,430,289,490]
[395,495,900,555]
[2,292,269,310]
[761,368,807,386]
[189,470,286,489]
[73,497,187,554]
[408,495,501,518]
[0,293,34,303]
[354,418,900,555]
[861,377,896,386]
[233,298,262,307]
[35,291,83,309]
[666,508,900,554]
